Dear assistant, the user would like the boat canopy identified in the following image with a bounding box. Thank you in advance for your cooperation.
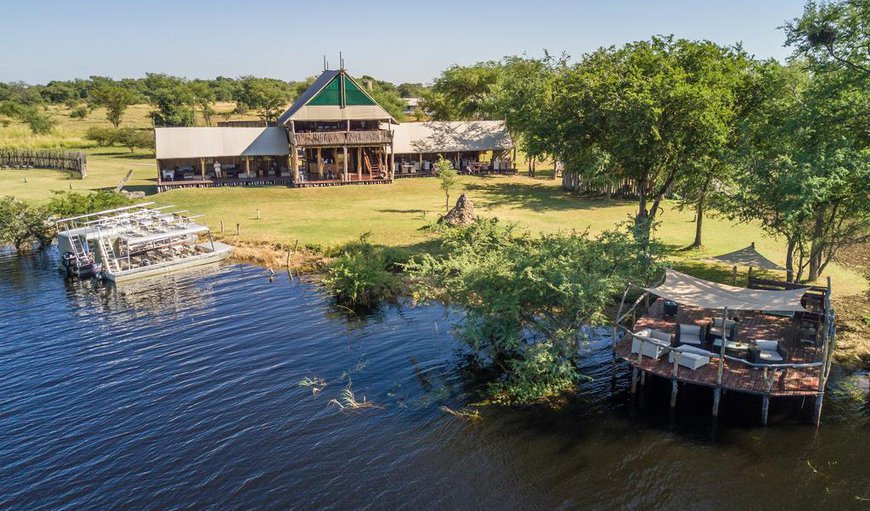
[708,243,785,271]
[120,225,210,246]
[643,269,807,312]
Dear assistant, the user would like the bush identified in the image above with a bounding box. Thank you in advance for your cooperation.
[85,126,116,146]
[322,233,405,307]
[116,127,155,153]
[69,105,89,119]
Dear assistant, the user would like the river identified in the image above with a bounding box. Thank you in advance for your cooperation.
[1,249,868,510]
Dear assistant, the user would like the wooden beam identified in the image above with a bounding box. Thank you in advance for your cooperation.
[317,147,323,179]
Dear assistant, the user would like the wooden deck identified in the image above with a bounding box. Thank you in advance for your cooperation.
[614,299,824,397]
[157,177,293,192]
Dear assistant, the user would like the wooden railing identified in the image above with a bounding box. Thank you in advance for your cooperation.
[290,130,392,147]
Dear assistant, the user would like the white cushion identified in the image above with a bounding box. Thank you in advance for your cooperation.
[754,340,779,351]
[668,350,710,370]
[759,350,784,362]
[634,328,652,338]
[679,324,702,336]
[649,329,672,343]
[680,334,703,345]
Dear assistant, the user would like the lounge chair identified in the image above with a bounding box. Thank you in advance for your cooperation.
[630,328,672,359]
[675,323,707,346]
[668,345,712,370]
[748,340,789,364]
[708,318,739,342]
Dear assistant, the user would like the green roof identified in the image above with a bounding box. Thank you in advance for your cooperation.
[308,74,376,107]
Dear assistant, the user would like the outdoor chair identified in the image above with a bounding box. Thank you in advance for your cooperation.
[630,328,672,360]
[668,345,713,370]
[707,318,739,342]
[675,323,707,347]
[748,340,789,364]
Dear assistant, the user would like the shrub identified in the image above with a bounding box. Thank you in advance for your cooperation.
[322,233,404,308]
[69,105,90,119]
[85,126,116,146]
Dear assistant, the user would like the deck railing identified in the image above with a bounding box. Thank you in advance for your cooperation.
[290,130,392,147]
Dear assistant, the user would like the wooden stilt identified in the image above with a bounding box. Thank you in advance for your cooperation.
[630,366,639,394]
[342,146,348,181]
[640,371,646,386]
[813,392,824,427]
[670,379,679,407]
[712,387,721,417]
[761,395,770,426]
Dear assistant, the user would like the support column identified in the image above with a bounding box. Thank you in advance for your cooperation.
[389,143,395,179]
[357,147,362,180]
[670,380,679,407]
[317,147,323,180]
[630,366,639,394]
[761,395,770,426]
[712,387,721,417]
[245,157,251,178]
[200,158,206,179]
[342,146,348,181]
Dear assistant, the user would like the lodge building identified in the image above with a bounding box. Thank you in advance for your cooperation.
[155,68,515,191]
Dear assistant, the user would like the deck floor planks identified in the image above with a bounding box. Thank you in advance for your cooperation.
[615,299,822,396]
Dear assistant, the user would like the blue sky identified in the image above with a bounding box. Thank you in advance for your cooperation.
[1,0,808,84]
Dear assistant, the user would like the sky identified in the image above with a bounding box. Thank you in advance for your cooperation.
[0,0,809,85]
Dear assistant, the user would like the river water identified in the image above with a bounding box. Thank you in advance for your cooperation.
[1,249,868,510]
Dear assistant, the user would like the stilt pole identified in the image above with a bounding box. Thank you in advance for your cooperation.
[670,380,679,408]
[761,395,770,426]
[712,387,721,417]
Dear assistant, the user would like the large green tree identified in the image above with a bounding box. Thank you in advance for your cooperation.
[90,83,138,127]
[423,62,503,120]
[549,37,750,243]
[235,76,294,122]
[142,73,195,127]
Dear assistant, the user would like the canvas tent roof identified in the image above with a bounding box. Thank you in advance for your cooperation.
[391,121,514,154]
[155,127,289,159]
[279,69,396,124]
[708,243,785,271]
[643,269,807,312]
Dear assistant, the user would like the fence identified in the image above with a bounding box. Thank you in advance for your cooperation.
[561,170,642,198]
[0,148,87,178]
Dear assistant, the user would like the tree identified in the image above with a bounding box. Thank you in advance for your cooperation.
[491,54,563,176]
[548,37,750,245]
[357,75,406,121]
[435,157,458,213]
[423,62,503,120]
[0,101,55,134]
[90,84,138,127]
[116,127,155,153]
[189,81,217,126]
[235,76,294,122]
[142,73,195,127]
[407,219,660,403]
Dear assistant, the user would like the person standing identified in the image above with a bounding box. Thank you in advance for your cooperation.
[213,160,222,179]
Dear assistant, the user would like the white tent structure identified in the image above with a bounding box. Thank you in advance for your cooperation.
[643,269,807,312]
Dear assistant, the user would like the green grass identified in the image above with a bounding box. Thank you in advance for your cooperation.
[1,109,866,298]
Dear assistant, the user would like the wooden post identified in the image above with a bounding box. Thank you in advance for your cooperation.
[200,158,206,179]
[236,223,240,235]
[220,220,224,233]
[612,284,632,382]
[256,209,261,220]
[670,380,679,408]
[761,396,770,426]
[343,146,348,181]
[731,265,737,285]
[712,387,721,417]
[290,148,298,183]
[357,146,362,180]
[630,366,639,394]
[716,307,728,385]
[640,371,646,386]
[389,143,395,179]
[747,266,753,287]
[317,147,323,179]
[245,157,251,177]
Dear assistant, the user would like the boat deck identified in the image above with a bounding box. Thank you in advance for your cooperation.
[614,299,823,396]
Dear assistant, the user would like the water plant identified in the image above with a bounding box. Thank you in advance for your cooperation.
[297,376,327,395]
[328,382,378,411]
